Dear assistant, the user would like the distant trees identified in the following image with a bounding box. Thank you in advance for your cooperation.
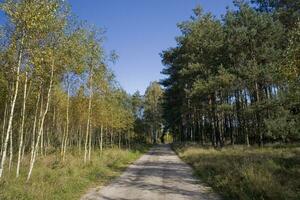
[129,83,164,144]
[161,1,299,146]
[0,0,137,180]
[144,82,163,143]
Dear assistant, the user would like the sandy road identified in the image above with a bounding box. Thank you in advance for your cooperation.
[81,144,220,200]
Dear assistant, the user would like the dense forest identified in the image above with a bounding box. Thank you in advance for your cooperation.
[161,0,300,146]
[0,0,163,181]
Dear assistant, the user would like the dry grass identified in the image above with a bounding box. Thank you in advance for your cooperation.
[0,146,149,200]
[173,143,300,200]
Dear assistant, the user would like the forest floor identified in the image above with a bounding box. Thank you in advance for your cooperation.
[0,145,149,200]
[173,143,300,200]
[81,144,220,200]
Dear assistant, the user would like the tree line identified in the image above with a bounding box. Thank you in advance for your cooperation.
[161,0,299,146]
[0,0,164,181]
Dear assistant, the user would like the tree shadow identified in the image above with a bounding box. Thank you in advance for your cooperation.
[81,144,220,200]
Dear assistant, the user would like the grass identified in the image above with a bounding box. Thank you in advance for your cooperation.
[0,145,150,200]
[173,143,300,200]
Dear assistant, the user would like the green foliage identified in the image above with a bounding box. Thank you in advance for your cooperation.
[161,2,299,145]
[144,82,164,143]
[264,107,299,140]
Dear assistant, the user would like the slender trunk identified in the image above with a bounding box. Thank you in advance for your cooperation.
[229,115,234,146]
[21,132,25,161]
[16,71,28,177]
[27,61,54,181]
[62,81,70,161]
[78,125,82,152]
[255,82,263,147]
[52,106,56,139]
[63,124,68,161]
[30,88,41,164]
[125,131,128,148]
[100,125,103,152]
[46,127,50,152]
[105,127,108,148]
[110,129,113,148]
[36,92,44,157]
[243,90,250,147]
[84,66,93,163]
[0,102,8,158]
[84,122,89,163]
[0,37,23,177]
[128,130,131,150]
[209,95,217,147]
[118,131,121,149]
[40,124,44,156]
[8,128,12,172]
[88,123,92,161]
[61,125,66,157]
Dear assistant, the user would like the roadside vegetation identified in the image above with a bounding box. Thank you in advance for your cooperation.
[174,143,300,200]
[0,145,149,200]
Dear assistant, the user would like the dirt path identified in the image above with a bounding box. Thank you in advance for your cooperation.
[81,144,220,200]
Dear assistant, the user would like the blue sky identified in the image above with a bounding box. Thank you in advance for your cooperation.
[69,0,234,94]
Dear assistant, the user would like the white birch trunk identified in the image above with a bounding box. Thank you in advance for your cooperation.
[30,87,41,164]
[8,128,12,172]
[16,71,28,177]
[0,37,23,178]
[62,81,70,161]
[84,66,93,164]
[0,102,8,158]
[27,62,54,181]
[100,125,103,153]
[88,122,92,161]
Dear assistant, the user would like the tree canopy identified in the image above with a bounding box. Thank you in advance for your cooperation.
[160,1,300,146]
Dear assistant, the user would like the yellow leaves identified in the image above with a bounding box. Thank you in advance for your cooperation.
[1,0,66,38]
[1,0,134,134]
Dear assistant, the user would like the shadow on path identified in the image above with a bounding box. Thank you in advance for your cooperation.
[81,144,220,200]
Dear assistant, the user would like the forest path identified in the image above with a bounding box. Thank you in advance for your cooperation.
[81,144,220,200]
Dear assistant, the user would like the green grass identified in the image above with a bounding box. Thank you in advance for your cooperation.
[0,145,149,200]
[173,143,300,200]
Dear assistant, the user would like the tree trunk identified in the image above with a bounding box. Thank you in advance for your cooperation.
[118,131,121,149]
[255,82,263,147]
[36,92,44,157]
[128,130,131,150]
[84,66,93,164]
[8,128,12,172]
[88,123,92,161]
[27,61,54,181]
[0,37,23,178]
[61,125,66,158]
[30,86,41,164]
[0,102,8,158]
[110,129,113,148]
[78,125,82,153]
[100,125,103,152]
[16,71,28,177]
[62,80,70,161]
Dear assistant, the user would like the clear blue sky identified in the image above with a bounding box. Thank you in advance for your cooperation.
[69,0,234,94]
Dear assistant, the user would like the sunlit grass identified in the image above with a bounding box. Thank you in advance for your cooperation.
[173,143,300,200]
[0,145,149,200]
